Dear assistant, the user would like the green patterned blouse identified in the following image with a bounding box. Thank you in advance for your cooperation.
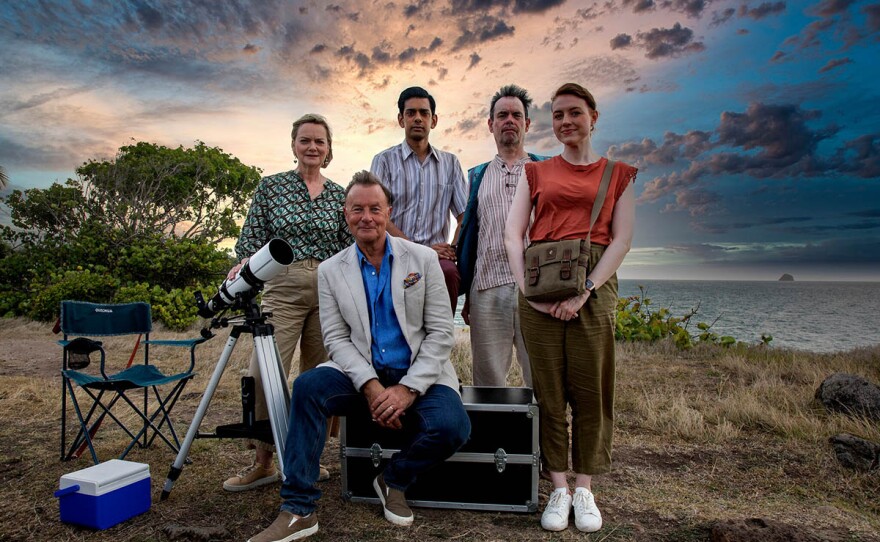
[235,170,353,262]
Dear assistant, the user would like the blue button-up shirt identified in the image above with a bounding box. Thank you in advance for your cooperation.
[355,238,412,371]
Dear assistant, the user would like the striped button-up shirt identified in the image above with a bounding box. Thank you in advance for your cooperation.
[370,141,468,246]
[235,170,353,262]
[474,155,533,291]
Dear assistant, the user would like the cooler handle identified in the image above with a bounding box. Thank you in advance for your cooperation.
[54,485,80,498]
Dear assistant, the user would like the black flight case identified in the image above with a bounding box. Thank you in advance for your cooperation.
[340,386,539,512]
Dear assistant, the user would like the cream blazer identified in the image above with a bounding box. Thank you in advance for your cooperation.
[316,234,460,395]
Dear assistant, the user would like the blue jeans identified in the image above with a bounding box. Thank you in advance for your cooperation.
[279,366,471,516]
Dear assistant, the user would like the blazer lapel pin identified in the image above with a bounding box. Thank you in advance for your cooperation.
[403,272,421,289]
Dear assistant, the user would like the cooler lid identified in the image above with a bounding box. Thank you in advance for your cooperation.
[59,459,150,496]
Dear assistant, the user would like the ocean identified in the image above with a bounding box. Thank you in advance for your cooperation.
[454,280,880,354]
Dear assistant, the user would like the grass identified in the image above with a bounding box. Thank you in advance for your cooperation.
[0,317,878,541]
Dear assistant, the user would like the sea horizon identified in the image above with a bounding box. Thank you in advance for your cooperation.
[455,279,880,355]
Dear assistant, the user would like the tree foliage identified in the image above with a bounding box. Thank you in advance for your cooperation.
[0,141,258,329]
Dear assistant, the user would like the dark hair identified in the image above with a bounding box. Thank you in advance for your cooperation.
[397,86,436,115]
[489,84,533,119]
[291,113,333,167]
[551,82,597,111]
[344,170,394,206]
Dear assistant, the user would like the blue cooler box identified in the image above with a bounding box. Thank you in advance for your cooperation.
[55,459,151,530]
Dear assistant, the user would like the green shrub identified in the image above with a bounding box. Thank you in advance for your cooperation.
[152,286,203,330]
[28,267,119,321]
[615,286,758,349]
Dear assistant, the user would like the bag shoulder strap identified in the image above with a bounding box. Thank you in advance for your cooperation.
[586,159,616,245]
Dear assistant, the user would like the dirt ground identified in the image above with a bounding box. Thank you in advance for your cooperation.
[1,318,878,542]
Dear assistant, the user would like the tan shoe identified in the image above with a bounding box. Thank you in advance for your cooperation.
[223,461,280,492]
[318,465,330,482]
[373,473,413,526]
[248,511,318,542]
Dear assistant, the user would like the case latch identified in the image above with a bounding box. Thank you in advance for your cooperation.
[494,448,508,473]
[370,443,383,467]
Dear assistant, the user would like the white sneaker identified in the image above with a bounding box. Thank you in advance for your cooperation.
[540,487,572,531]
[573,487,603,532]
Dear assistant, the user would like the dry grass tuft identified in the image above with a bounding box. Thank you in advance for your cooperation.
[1,318,878,541]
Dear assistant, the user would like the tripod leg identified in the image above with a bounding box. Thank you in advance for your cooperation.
[253,334,291,479]
[161,333,239,500]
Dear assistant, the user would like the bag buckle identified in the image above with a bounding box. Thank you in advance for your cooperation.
[527,255,540,286]
[560,248,572,280]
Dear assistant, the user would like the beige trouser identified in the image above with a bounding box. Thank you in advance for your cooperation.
[248,258,328,451]
[519,245,617,475]
[469,282,532,387]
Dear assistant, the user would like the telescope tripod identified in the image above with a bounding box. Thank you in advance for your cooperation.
[161,300,290,500]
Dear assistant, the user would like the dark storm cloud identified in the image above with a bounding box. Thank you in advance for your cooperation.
[738,1,786,20]
[133,0,163,30]
[779,0,875,56]
[468,52,482,69]
[372,45,392,64]
[404,0,431,17]
[0,1,308,91]
[0,86,92,114]
[0,131,108,170]
[657,0,708,18]
[446,117,482,136]
[448,0,564,12]
[865,4,880,32]
[623,0,655,13]
[833,134,880,178]
[818,57,852,73]
[242,43,260,54]
[663,187,719,216]
[849,209,880,218]
[629,103,879,220]
[715,103,832,174]
[396,39,443,64]
[575,4,605,20]
[608,130,712,165]
[336,45,373,75]
[610,33,633,49]
[699,216,812,234]
[452,15,516,50]
[311,43,327,53]
[636,23,705,59]
[812,0,857,17]
[710,7,735,26]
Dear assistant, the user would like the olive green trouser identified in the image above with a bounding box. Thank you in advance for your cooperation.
[519,244,617,475]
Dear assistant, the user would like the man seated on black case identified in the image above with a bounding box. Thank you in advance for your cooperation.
[248,171,471,542]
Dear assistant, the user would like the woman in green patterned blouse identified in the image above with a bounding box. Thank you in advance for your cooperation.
[223,113,353,492]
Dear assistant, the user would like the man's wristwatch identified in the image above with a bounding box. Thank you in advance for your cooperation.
[406,386,420,397]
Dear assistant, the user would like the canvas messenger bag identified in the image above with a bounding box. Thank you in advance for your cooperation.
[523,160,616,303]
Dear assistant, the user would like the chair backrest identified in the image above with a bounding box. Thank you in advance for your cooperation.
[60,301,152,336]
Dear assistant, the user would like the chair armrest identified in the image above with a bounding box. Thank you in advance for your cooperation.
[143,337,209,374]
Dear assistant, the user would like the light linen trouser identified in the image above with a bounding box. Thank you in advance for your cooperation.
[469,283,532,387]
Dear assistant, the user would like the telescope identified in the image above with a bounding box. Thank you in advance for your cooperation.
[196,238,294,318]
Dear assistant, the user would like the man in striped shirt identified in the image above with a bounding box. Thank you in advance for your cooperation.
[456,84,547,387]
[370,86,468,314]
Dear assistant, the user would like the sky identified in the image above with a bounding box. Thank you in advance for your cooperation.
[1,0,878,281]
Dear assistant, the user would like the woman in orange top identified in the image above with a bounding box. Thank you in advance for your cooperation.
[505,83,636,533]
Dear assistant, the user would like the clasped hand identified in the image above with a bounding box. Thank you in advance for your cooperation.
[528,291,589,321]
[431,242,456,261]
[363,380,416,430]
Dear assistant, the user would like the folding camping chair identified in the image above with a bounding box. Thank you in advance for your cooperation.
[59,300,206,464]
